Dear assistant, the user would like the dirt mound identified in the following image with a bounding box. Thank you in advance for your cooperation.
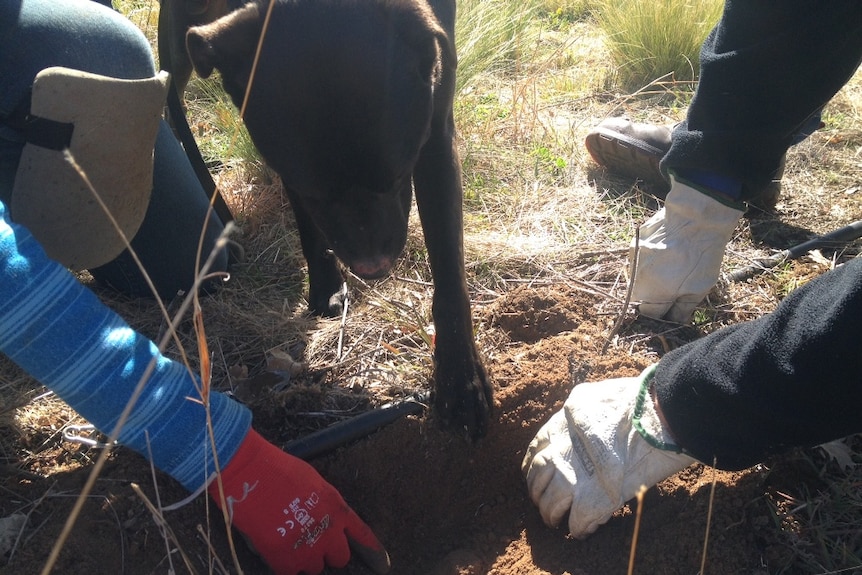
[317,286,768,575]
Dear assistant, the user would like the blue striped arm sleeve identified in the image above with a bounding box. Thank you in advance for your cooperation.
[0,200,251,491]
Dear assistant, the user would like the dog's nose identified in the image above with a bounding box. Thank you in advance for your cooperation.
[350,256,395,280]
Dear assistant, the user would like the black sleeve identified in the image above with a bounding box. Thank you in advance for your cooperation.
[663,0,862,199]
[655,257,862,470]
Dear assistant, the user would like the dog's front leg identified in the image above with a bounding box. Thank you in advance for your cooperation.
[413,120,493,441]
[284,189,346,317]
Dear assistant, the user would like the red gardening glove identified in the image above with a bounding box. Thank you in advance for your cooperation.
[208,429,390,575]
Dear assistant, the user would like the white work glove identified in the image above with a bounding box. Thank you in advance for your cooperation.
[522,366,695,538]
[630,174,744,323]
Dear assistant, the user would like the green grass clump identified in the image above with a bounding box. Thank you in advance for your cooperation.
[113,0,159,42]
[594,0,722,91]
[183,76,264,174]
[455,0,540,94]
[533,0,602,25]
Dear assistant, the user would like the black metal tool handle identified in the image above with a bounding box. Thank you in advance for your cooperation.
[284,393,430,460]
[729,219,862,282]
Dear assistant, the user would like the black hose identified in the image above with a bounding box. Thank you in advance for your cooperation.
[284,393,430,460]
[729,219,862,282]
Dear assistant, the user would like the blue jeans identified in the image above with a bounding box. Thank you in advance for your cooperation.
[662,0,862,201]
[0,0,229,298]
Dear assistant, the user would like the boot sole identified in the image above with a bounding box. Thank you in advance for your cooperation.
[584,127,669,189]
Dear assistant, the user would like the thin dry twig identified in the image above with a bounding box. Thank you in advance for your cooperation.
[130,483,199,575]
[7,481,55,564]
[699,458,719,575]
[41,152,235,575]
[627,485,648,575]
[196,524,231,575]
[602,224,639,355]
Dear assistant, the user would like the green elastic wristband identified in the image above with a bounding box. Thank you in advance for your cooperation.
[632,364,683,453]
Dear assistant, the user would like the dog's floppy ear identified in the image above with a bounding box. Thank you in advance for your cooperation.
[393,0,450,88]
[186,2,263,80]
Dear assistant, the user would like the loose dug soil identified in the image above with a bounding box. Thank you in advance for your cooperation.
[1,286,807,575]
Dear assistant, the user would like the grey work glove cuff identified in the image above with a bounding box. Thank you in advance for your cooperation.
[630,174,745,323]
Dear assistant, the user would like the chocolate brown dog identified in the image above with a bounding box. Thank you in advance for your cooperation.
[162,0,492,439]
[158,0,243,95]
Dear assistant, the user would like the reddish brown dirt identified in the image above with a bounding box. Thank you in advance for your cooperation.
[1,286,799,575]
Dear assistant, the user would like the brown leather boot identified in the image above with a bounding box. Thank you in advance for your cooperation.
[585,117,784,215]
[585,117,671,187]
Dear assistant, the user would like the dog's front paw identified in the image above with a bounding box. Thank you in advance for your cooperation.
[308,281,347,318]
[433,354,493,441]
